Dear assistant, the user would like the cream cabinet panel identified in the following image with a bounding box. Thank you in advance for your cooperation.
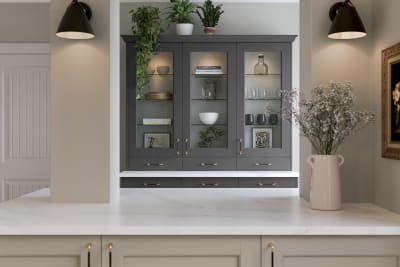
[102,236,260,267]
[262,236,400,267]
[0,236,101,267]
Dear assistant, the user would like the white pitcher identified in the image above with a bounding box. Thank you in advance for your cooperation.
[307,155,344,211]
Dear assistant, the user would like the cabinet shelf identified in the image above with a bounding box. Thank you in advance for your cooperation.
[245,98,281,101]
[244,73,281,76]
[191,98,228,101]
[245,124,281,127]
[137,124,173,127]
[137,99,173,102]
[192,74,227,78]
[146,74,173,76]
[191,123,227,126]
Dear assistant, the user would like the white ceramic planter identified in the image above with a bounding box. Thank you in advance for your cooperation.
[308,154,344,211]
[176,23,193,35]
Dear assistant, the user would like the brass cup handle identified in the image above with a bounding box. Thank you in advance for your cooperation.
[257,182,277,187]
[255,162,272,167]
[200,182,220,187]
[145,162,165,167]
[200,162,218,167]
[143,183,161,187]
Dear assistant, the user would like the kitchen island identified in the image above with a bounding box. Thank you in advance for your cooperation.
[0,188,399,267]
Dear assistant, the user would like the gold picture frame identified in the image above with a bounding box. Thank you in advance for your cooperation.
[382,42,400,159]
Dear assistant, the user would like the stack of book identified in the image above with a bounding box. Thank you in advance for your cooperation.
[195,66,223,75]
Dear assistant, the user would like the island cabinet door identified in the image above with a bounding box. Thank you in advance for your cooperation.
[0,236,101,267]
[102,236,260,267]
[261,236,400,267]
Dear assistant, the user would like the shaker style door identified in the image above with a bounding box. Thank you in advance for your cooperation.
[237,43,292,170]
[125,43,183,169]
[182,43,237,158]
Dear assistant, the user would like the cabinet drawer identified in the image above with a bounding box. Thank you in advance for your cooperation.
[237,157,291,171]
[121,178,182,188]
[183,158,236,171]
[239,177,297,188]
[128,158,182,171]
[183,178,239,188]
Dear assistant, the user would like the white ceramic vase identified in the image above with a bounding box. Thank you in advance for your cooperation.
[176,23,194,35]
[307,154,344,211]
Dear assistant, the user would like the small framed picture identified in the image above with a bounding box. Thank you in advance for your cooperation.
[144,133,170,149]
[252,128,272,149]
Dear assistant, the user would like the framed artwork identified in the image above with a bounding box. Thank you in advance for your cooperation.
[382,42,400,159]
[144,133,170,149]
[252,128,272,149]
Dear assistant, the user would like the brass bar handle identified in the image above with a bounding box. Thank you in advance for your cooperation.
[176,137,180,156]
[200,162,219,167]
[239,138,243,155]
[108,243,114,267]
[200,182,220,187]
[145,162,165,167]
[267,242,275,267]
[143,182,161,187]
[184,138,189,155]
[87,243,92,267]
[255,162,272,167]
[257,182,277,187]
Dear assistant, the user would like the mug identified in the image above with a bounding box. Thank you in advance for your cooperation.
[257,114,267,125]
[269,114,279,125]
[245,114,254,125]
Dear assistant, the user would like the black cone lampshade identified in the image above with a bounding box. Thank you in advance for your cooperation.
[328,0,367,40]
[56,0,95,40]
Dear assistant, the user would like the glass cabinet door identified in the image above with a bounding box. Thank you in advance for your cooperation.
[182,44,236,157]
[238,43,292,157]
[127,44,182,160]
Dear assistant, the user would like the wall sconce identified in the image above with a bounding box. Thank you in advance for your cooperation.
[328,0,367,40]
[56,0,95,40]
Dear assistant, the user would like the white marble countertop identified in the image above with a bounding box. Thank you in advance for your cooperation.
[0,188,400,235]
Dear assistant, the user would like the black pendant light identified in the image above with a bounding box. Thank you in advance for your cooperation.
[56,0,95,40]
[328,0,367,40]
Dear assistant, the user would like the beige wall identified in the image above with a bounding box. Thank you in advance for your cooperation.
[0,3,49,43]
[371,0,400,213]
[50,0,111,202]
[300,0,374,202]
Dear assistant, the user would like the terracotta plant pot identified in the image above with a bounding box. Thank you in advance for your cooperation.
[204,27,216,35]
[307,154,344,211]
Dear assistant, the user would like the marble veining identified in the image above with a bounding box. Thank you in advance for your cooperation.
[0,188,399,235]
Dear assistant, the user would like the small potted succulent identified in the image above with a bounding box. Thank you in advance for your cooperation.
[196,0,224,35]
[167,0,196,35]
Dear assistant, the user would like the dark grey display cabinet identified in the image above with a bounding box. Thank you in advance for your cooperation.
[122,35,297,187]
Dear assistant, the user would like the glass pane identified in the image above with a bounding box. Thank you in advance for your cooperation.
[136,52,174,149]
[243,51,282,149]
[190,52,228,149]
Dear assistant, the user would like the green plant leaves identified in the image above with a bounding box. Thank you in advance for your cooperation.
[130,6,163,99]
[196,0,224,27]
[167,0,196,24]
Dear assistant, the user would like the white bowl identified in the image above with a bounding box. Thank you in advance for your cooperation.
[199,112,219,125]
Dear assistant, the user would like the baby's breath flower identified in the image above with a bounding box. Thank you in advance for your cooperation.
[281,82,375,155]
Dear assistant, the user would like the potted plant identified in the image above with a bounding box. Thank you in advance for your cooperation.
[196,0,224,35]
[130,6,163,99]
[282,82,375,211]
[167,0,196,35]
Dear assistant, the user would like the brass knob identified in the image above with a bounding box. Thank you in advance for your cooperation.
[87,242,93,251]
[108,243,114,252]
